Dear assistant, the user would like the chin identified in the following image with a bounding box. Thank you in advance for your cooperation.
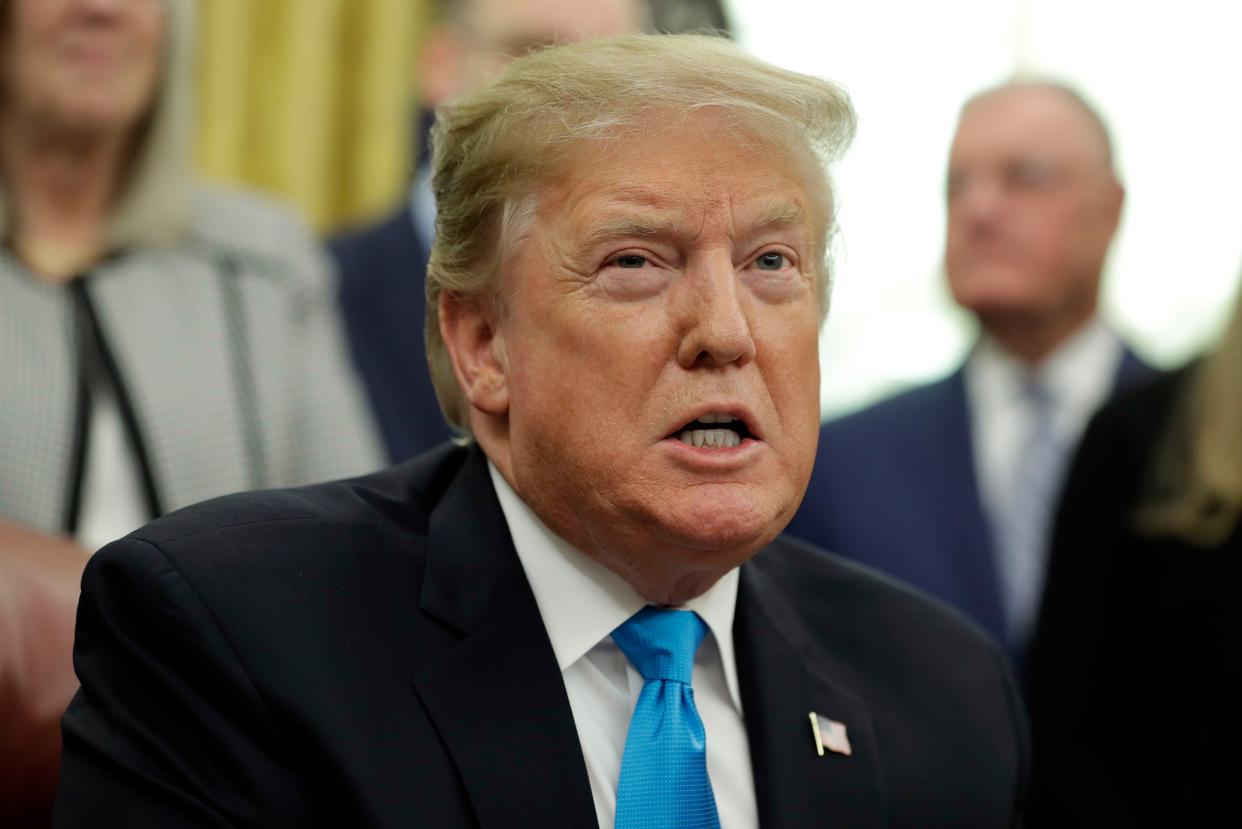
[951,271,1041,309]
[54,88,150,132]
[659,488,784,555]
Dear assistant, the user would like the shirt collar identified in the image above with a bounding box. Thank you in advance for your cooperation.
[967,316,1122,414]
[487,462,744,712]
[407,163,436,250]
[1038,317,1122,415]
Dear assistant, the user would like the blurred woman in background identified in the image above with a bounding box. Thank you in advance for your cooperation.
[1027,283,1242,825]
[0,1,379,823]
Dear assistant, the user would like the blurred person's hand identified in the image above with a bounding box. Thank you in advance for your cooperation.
[0,521,88,827]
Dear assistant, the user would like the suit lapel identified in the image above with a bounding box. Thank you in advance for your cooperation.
[1114,345,1156,392]
[735,559,887,828]
[410,450,597,828]
[929,370,1007,641]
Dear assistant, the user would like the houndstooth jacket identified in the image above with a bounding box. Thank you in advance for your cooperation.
[0,186,384,536]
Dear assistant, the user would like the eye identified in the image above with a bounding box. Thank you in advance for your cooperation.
[755,251,788,271]
[610,254,649,269]
[1005,159,1057,190]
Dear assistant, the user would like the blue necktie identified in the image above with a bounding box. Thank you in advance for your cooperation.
[612,607,721,829]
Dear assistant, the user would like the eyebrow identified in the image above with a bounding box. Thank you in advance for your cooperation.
[584,214,682,246]
[582,198,811,247]
[749,199,808,233]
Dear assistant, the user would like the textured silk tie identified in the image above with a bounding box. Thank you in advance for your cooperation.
[611,607,721,829]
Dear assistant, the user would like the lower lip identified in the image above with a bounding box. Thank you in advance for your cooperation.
[659,436,764,470]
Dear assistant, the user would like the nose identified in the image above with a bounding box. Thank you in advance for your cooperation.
[675,254,757,370]
[78,0,125,12]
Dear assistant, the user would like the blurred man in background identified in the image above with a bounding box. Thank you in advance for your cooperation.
[787,81,1156,666]
[330,0,734,461]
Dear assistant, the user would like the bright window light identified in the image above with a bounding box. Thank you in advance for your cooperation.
[730,0,1242,417]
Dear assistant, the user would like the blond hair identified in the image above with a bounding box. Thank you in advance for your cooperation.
[425,33,856,433]
[1140,287,1242,545]
[0,0,195,247]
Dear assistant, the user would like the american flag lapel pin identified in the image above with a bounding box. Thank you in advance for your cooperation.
[809,712,852,757]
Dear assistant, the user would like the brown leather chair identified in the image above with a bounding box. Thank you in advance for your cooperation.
[0,522,87,828]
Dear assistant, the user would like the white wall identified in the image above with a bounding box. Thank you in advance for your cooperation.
[729,0,1242,417]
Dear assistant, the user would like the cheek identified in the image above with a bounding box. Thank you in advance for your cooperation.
[6,21,50,90]
[758,304,820,374]
[755,308,821,424]
[507,309,667,434]
[127,27,163,96]
[1029,197,1093,247]
[136,14,165,73]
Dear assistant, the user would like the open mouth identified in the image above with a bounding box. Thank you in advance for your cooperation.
[668,413,754,449]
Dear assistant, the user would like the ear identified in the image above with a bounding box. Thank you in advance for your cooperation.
[1102,177,1126,233]
[438,292,510,419]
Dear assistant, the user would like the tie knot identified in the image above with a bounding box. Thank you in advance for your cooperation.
[612,607,708,684]
[1021,374,1056,411]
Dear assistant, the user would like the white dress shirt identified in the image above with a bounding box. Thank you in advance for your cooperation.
[76,383,152,553]
[488,463,758,829]
[963,317,1123,635]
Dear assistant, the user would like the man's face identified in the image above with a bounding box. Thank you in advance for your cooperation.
[944,87,1122,330]
[483,116,825,601]
[0,0,164,136]
[425,0,642,103]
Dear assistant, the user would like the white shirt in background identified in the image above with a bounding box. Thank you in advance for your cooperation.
[963,316,1123,634]
[76,383,152,553]
[965,317,1123,528]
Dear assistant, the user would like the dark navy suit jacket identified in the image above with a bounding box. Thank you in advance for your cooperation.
[329,206,453,462]
[785,348,1156,650]
[55,445,1026,827]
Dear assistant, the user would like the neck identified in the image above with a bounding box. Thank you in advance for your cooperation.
[475,420,742,607]
[1,113,132,281]
[981,303,1095,365]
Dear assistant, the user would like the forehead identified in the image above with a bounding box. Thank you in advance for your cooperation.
[466,0,641,44]
[539,118,828,240]
[951,87,1109,169]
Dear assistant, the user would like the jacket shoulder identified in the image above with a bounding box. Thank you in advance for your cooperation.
[759,534,1003,659]
[126,444,466,553]
[825,372,964,443]
[187,185,327,287]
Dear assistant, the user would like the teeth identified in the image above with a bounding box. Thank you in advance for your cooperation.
[698,413,737,424]
[676,429,743,449]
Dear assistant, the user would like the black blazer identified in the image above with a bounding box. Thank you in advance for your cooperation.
[1026,367,1240,826]
[55,445,1027,827]
[329,207,454,463]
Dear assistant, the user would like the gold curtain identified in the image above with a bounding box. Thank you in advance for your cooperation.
[195,0,424,232]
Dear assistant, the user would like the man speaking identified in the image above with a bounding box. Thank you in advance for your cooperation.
[55,35,1026,828]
